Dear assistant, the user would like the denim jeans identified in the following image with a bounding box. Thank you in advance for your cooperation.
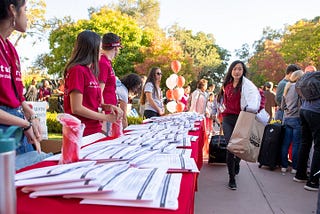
[0,106,34,154]
[296,109,320,184]
[281,117,301,169]
[222,114,241,179]
[275,109,284,122]
[0,106,52,170]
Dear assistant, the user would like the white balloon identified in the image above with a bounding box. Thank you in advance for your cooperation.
[169,73,178,83]
[166,101,177,113]
[177,87,184,100]
[166,77,176,90]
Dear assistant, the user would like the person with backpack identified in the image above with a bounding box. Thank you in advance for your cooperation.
[294,70,320,191]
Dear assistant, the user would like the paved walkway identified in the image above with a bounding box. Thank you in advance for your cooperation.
[195,160,318,214]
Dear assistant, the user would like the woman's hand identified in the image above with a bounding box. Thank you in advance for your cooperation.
[105,113,118,123]
[30,117,42,142]
[101,104,123,120]
[159,108,165,116]
[24,125,42,153]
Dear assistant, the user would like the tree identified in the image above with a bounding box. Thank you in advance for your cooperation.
[134,29,189,89]
[248,40,287,86]
[38,8,148,76]
[244,27,286,86]
[11,0,48,46]
[168,25,229,88]
[112,0,160,30]
[280,17,320,69]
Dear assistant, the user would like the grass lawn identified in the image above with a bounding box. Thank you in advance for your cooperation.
[48,133,62,140]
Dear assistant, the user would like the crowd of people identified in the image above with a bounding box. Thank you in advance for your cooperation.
[0,3,319,212]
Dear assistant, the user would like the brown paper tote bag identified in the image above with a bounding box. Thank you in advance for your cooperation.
[227,111,265,162]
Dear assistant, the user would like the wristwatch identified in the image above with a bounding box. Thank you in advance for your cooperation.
[29,114,39,120]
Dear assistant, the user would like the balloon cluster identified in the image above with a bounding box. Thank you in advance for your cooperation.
[166,60,186,113]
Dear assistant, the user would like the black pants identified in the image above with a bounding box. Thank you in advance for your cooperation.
[144,110,159,119]
[222,114,241,178]
[296,109,320,184]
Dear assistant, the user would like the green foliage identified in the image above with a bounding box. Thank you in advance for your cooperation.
[114,0,160,29]
[11,0,48,47]
[280,18,320,68]
[245,18,320,86]
[40,8,147,77]
[168,25,229,85]
[46,112,62,134]
[47,96,61,113]
[127,116,143,125]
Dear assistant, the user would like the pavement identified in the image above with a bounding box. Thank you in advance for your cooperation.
[194,160,318,214]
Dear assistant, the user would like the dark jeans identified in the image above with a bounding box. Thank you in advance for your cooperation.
[144,110,159,119]
[281,117,302,169]
[222,114,241,179]
[296,109,320,184]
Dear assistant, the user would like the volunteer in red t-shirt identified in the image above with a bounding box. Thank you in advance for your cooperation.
[0,0,44,154]
[98,33,122,135]
[63,30,122,137]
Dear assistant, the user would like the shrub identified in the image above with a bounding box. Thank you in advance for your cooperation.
[48,96,60,113]
[46,112,62,133]
[127,116,143,125]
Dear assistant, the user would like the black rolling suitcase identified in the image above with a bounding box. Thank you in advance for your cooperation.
[258,123,283,170]
[208,127,227,164]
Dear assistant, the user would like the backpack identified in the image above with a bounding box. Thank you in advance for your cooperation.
[295,71,320,100]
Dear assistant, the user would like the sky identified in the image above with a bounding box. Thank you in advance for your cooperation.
[17,0,320,69]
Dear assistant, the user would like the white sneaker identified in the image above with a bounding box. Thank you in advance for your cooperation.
[281,168,287,173]
[291,169,297,174]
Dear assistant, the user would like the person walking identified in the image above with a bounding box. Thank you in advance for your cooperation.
[220,60,261,190]
[0,0,51,170]
[140,67,164,119]
[63,30,122,137]
[263,82,276,121]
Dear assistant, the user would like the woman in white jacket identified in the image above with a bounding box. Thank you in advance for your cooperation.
[220,60,261,190]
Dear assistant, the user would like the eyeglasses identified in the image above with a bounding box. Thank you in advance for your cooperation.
[156,72,162,76]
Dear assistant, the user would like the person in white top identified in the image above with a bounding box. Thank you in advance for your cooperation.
[116,73,142,128]
[140,67,164,119]
[189,79,208,114]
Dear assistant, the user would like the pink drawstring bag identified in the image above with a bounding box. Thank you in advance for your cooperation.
[57,114,85,164]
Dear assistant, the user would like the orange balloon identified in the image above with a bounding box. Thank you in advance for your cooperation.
[166,89,173,100]
[171,60,181,73]
[172,88,180,101]
[176,102,185,112]
[177,76,185,88]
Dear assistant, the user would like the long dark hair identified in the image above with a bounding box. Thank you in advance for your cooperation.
[0,0,25,20]
[140,67,160,105]
[64,30,101,78]
[222,60,247,92]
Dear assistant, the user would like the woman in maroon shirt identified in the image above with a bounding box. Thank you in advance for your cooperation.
[64,30,122,136]
[98,33,122,135]
[220,60,260,190]
[0,0,51,170]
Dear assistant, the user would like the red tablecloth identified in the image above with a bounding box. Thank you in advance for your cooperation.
[16,120,205,214]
